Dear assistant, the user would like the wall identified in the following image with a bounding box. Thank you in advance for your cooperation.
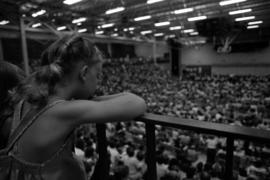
[181,43,270,75]
[135,42,169,58]
[212,66,270,76]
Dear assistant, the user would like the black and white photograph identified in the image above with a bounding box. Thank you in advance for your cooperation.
[0,0,270,179]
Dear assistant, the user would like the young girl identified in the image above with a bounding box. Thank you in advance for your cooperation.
[0,60,25,149]
[0,34,146,180]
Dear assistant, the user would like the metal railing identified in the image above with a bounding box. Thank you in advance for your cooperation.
[94,113,270,180]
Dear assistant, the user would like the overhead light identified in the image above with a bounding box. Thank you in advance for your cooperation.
[174,8,194,14]
[78,28,87,33]
[170,26,182,30]
[229,9,252,15]
[154,33,164,37]
[114,28,118,31]
[95,31,104,35]
[190,32,199,36]
[141,30,152,35]
[219,0,246,6]
[72,17,86,24]
[183,29,194,33]
[155,21,170,27]
[112,33,118,37]
[147,0,164,4]
[124,28,128,32]
[32,9,46,17]
[57,26,66,31]
[63,0,83,5]
[32,23,41,28]
[168,34,176,38]
[129,27,135,31]
[134,15,151,21]
[235,16,255,21]
[101,23,114,28]
[197,40,206,44]
[247,25,259,29]
[77,23,82,26]
[188,16,207,22]
[105,7,125,15]
[248,21,263,25]
[0,20,9,25]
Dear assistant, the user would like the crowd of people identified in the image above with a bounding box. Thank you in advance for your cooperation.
[71,57,270,180]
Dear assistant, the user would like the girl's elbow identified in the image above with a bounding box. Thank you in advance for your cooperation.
[137,97,147,114]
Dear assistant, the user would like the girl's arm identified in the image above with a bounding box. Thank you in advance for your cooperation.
[53,92,146,127]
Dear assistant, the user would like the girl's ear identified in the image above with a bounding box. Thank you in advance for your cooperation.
[79,65,89,82]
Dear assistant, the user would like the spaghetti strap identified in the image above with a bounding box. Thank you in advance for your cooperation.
[5,100,65,153]
[9,100,24,136]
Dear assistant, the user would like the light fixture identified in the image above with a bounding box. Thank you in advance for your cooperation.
[183,29,194,33]
[188,16,207,22]
[124,28,128,32]
[155,21,170,27]
[154,33,164,37]
[78,28,87,33]
[235,16,255,21]
[72,17,86,24]
[129,27,135,31]
[197,40,206,44]
[248,21,263,25]
[219,0,246,6]
[105,7,125,15]
[229,9,252,15]
[57,26,66,31]
[247,25,259,29]
[147,0,164,4]
[134,15,151,21]
[174,8,194,14]
[101,23,114,28]
[95,31,104,35]
[32,23,41,28]
[190,32,199,36]
[63,0,83,5]
[114,28,118,31]
[0,20,10,25]
[112,33,118,37]
[32,9,46,17]
[141,30,152,35]
[168,34,176,38]
[170,26,182,30]
[77,23,82,26]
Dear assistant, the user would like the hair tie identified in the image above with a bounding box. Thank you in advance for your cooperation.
[49,63,61,74]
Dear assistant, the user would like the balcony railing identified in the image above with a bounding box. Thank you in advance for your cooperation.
[93,113,270,180]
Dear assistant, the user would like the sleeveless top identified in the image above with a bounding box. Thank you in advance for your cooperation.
[0,100,87,180]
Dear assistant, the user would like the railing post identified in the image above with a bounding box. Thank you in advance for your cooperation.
[225,136,234,180]
[20,17,30,76]
[0,38,4,60]
[145,122,157,180]
[91,124,109,180]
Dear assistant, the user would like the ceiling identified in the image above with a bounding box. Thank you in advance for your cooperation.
[0,0,270,44]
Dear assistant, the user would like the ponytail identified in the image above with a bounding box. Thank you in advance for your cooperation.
[21,63,62,107]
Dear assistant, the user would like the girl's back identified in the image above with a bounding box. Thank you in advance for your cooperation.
[3,99,87,180]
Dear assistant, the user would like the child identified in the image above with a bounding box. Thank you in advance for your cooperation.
[0,34,146,180]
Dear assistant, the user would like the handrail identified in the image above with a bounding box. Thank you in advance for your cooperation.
[139,113,270,143]
[94,113,270,180]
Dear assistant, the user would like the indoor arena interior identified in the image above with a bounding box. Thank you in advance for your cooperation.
[0,0,270,180]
